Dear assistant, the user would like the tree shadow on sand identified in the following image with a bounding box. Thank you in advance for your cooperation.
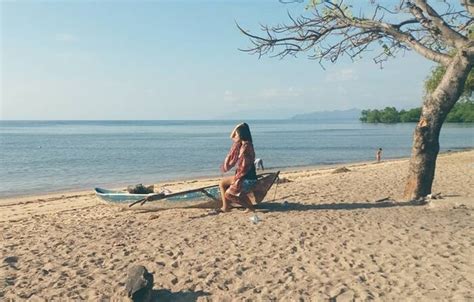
[187,200,428,220]
[150,289,210,302]
[255,200,419,212]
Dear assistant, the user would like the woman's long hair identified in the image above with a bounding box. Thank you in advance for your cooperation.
[235,123,253,143]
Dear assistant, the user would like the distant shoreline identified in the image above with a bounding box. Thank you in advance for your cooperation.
[2,119,472,199]
[1,147,471,203]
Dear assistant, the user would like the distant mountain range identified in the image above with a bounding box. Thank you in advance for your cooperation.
[215,108,362,120]
[291,108,361,120]
[215,108,303,120]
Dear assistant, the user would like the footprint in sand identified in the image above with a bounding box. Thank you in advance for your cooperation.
[3,256,19,269]
[4,274,17,286]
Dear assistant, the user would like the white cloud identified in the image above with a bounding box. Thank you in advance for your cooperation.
[258,87,303,99]
[287,86,302,97]
[325,68,358,82]
[55,33,78,42]
[259,88,279,99]
[223,90,239,102]
[222,86,307,109]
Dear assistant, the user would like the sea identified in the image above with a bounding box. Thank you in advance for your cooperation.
[1,120,473,198]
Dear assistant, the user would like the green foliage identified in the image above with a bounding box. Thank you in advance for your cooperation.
[306,0,352,18]
[424,62,474,98]
[360,109,381,123]
[446,99,474,122]
[400,108,421,122]
[424,65,446,95]
[360,100,474,123]
[306,0,324,9]
[465,70,474,99]
[359,109,368,122]
[379,107,399,123]
[360,107,399,123]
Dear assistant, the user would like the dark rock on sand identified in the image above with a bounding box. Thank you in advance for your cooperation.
[3,256,18,268]
[125,265,154,302]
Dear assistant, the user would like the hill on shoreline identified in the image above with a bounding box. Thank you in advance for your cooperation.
[291,108,361,120]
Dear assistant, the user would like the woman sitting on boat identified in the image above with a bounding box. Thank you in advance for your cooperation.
[219,123,257,213]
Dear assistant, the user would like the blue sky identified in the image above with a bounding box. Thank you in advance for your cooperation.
[1,0,436,120]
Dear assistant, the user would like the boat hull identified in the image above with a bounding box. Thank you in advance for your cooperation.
[95,172,279,209]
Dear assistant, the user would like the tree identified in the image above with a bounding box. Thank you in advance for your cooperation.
[425,30,474,100]
[238,0,473,200]
[367,109,381,122]
[400,107,422,122]
[446,98,474,122]
[360,109,369,122]
[361,103,474,122]
[380,107,400,123]
[360,109,383,123]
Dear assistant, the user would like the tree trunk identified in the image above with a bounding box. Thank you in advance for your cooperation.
[404,51,473,200]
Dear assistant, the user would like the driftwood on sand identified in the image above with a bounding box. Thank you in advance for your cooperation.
[373,196,390,203]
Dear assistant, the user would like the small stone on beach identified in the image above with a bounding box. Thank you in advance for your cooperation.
[278,177,293,184]
[332,167,351,174]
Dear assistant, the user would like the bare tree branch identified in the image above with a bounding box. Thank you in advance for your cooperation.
[414,0,469,48]
[238,0,474,201]
[460,0,474,16]
[238,1,458,66]
[345,16,451,65]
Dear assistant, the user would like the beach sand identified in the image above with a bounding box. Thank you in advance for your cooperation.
[1,151,473,301]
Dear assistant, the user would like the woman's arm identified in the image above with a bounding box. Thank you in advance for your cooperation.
[233,143,254,180]
[225,142,255,196]
[221,141,241,173]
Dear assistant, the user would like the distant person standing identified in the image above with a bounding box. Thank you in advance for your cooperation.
[254,158,264,171]
[376,148,383,162]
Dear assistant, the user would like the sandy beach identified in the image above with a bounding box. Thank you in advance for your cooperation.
[1,150,473,301]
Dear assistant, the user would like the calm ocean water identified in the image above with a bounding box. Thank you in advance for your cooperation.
[0,120,473,197]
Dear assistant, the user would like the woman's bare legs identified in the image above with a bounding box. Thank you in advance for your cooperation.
[224,192,255,213]
[219,176,234,212]
[240,194,255,213]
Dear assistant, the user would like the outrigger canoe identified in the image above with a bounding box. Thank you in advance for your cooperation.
[95,171,279,209]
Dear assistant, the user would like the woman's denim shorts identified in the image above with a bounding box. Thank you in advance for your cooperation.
[242,179,257,193]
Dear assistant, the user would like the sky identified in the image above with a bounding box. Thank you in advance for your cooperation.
[1,0,438,120]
